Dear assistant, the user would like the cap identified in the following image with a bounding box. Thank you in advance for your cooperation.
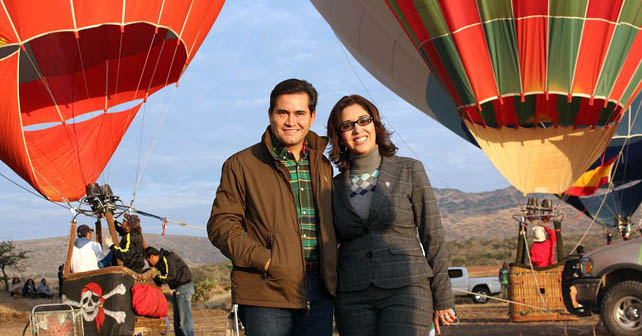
[123,213,140,228]
[532,226,547,242]
[77,224,94,237]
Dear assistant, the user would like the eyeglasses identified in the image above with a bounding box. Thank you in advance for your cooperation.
[339,115,373,132]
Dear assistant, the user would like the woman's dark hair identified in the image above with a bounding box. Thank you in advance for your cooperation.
[326,94,397,171]
[12,277,19,284]
[269,78,318,113]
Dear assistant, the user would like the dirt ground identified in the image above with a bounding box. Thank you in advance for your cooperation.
[0,295,611,336]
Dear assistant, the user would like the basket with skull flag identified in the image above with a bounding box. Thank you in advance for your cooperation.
[62,271,135,336]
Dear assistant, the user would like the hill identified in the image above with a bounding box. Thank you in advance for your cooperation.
[433,186,614,241]
[12,234,225,280]
[8,186,636,279]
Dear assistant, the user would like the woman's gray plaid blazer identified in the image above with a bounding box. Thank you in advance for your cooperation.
[333,155,454,311]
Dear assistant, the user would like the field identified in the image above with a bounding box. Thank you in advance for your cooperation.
[0,297,610,335]
[0,233,618,335]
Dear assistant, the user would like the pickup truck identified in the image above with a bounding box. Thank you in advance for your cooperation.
[448,266,502,304]
[562,238,642,336]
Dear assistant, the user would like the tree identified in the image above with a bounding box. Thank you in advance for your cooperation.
[0,240,28,292]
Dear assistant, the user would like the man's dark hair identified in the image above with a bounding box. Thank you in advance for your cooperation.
[269,78,318,113]
[145,246,160,258]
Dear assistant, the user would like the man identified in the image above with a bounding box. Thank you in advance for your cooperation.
[146,246,193,336]
[57,264,64,297]
[110,214,146,273]
[530,222,557,267]
[36,278,53,299]
[498,262,509,299]
[70,225,111,273]
[207,78,337,336]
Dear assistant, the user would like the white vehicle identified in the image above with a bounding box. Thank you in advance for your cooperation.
[448,266,502,304]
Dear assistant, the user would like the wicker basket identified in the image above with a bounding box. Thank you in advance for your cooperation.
[508,264,578,322]
[134,315,167,335]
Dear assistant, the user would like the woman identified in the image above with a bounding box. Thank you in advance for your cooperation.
[22,278,37,299]
[326,94,455,335]
[9,277,21,297]
[110,213,146,273]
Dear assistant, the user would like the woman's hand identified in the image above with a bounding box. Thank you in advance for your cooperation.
[433,309,456,335]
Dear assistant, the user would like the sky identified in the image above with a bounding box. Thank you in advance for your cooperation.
[0,1,510,241]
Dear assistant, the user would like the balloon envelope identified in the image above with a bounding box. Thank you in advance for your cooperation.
[314,0,642,194]
[0,0,225,202]
[561,95,642,228]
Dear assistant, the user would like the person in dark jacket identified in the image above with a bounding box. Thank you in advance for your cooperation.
[326,94,455,336]
[146,246,193,336]
[110,213,146,273]
[22,278,37,299]
[207,79,337,336]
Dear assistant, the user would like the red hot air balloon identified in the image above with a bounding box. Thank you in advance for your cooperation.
[0,0,225,202]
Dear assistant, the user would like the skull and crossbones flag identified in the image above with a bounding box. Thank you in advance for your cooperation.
[62,273,135,336]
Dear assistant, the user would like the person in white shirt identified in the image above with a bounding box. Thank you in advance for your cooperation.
[70,225,112,273]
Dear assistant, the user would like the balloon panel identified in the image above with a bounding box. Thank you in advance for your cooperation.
[0,0,225,201]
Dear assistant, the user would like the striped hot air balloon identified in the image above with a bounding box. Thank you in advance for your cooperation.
[562,95,642,228]
[313,0,642,194]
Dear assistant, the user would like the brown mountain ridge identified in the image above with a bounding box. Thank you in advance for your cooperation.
[12,186,625,279]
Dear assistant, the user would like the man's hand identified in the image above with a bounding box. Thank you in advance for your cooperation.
[433,309,456,335]
[264,258,271,272]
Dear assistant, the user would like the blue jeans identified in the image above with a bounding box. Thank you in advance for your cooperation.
[98,250,113,268]
[172,282,194,336]
[240,272,334,336]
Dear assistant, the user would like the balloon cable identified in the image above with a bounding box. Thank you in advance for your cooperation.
[131,30,185,206]
[336,41,450,189]
[569,99,642,253]
[0,171,70,210]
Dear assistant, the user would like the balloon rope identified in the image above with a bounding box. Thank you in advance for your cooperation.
[336,41,450,189]
[131,31,160,202]
[570,99,642,252]
[334,33,526,211]
[0,171,70,210]
[114,205,206,232]
[105,31,126,184]
[20,46,90,195]
[133,88,178,196]
[132,37,184,197]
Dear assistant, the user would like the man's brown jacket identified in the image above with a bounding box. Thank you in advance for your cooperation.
[207,127,337,308]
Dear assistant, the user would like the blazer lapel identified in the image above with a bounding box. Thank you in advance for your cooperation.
[366,156,399,223]
[334,171,362,220]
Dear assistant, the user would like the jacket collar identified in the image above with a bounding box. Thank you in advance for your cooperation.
[74,236,91,249]
[261,126,328,159]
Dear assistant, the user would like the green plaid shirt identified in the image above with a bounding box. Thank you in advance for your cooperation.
[272,135,320,263]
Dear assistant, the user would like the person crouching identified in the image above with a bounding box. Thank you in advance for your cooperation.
[146,246,193,336]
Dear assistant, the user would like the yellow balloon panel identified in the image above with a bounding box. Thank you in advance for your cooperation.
[465,121,617,194]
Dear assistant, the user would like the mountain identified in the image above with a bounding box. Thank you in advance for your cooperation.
[10,186,629,279]
[12,234,225,280]
[434,187,610,241]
